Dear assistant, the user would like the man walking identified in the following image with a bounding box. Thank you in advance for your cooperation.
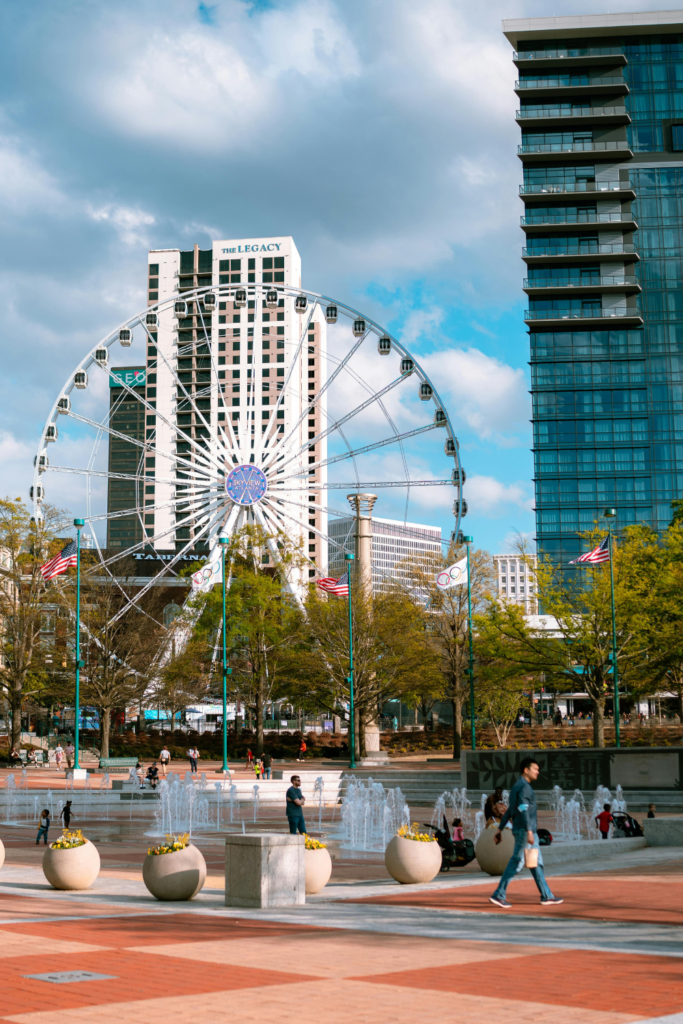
[159,745,171,777]
[490,756,563,909]
[286,774,307,834]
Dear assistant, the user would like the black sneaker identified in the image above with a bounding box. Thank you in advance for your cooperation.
[489,896,512,908]
[540,896,564,905]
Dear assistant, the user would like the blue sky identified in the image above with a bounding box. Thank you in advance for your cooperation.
[0,0,671,554]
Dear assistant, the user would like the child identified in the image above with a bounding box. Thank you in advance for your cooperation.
[36,809,50,845]
[595,802,613,839]
[452,817,464,842]
[647,803,656,819]
[254,759,262,781]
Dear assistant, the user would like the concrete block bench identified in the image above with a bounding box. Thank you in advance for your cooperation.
[225,833,305,908]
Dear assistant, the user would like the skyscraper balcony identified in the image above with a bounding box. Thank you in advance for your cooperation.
[513,47,627,68]
[522,242,639,263]
[515,76,628,100]
[524,307,643,327]
[517,106,630,127]
[523,277,641,295]
[520,181,635,200]
[518,139,632,161]
[521,210,637,231]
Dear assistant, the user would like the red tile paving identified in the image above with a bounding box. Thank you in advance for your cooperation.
[0,949,315,1016]
[357,949,683,1017]
[2,913,332,948]
[351,876,683,925]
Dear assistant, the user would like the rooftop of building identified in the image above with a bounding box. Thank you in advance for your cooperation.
[503,10,683,47]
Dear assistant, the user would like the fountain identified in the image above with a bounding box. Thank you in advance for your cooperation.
[252,784,260,823]
[228,784,238,823]
[340,777,409,851]
[214,782,222,830]
[3,775,17,823]
[432,787,473,834]
[313,776,325,831]
[150,776,210,837]
[474,810,485,842]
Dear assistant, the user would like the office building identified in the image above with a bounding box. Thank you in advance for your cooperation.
[492,553,538,614]
[328,516,442,593]
[503,12,683,563]
[118,237,328,566]
[106,367,147,549]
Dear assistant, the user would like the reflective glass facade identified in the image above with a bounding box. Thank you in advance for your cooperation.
[509,20,683,563]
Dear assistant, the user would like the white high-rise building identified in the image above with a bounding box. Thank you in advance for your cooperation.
[329,516,441,593]
[493,553,538,614]
[144,237,327,571]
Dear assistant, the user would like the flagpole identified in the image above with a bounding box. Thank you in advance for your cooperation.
[464,536,476,751]
[73,518,84,772]
[345,553,356,769]
[604,509,620,748]
[218,535,231,773]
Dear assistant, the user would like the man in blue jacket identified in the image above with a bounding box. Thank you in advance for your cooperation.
[490,755,563,909]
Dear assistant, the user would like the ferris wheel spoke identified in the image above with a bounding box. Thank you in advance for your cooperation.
[276,422,442,482]
[88,488,217,526]
[257,302,317,457]
[65,409,217,482]
[107,503,225,625]
[260,497,346,556]
[45,465,219,489]
[261,331,369,469]
[94,357,223,476]
[273,372,409,476]
[271,478,453,491]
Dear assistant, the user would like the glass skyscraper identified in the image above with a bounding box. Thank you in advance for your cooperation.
[503,12,683,563]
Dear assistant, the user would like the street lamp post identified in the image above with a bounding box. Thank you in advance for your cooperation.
[218,535,232,773]
[603,508,620,748]
[463,535,475,751]
[73,518,85,771]
[345,552,356,769]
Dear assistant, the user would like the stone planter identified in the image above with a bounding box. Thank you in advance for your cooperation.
[384,835,442,884]
[43,839,100,890]
[304,847,332,895]
[143,844,207,901]
[475,826,515,876]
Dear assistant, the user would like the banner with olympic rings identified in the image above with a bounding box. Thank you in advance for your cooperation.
[435,556,467,590]
[191,557,223,592]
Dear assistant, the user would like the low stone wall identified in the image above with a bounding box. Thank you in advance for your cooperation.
[643,817,683,846]
[543,836,646,865]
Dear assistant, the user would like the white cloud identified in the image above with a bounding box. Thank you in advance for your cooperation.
[421,347,529,442]
[466,474,532,517]
[0,134,65,214]
[88,204,156,246]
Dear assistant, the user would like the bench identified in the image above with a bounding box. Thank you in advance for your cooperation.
[98,757,139,773]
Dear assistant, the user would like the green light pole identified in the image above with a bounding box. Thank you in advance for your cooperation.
[463,535,476,751]
[73,518,85,771]
[217,534,232,773]
[603,508,620,748]
[345,552,356,769]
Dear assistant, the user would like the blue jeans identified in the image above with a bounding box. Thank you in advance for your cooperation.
[36,826,49,845]
[492,829,554,901]
[288,815,306,834]
[264,768,271,779]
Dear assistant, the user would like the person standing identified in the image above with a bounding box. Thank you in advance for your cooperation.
[490,756,563,908]
[595,803,613,839]
[286,774,307,834]
[187,746,199,773]
[254,758,262,782]
[65,742,75,770]
[59,800,73,830]
[36,809,51,845]
[262,752,272,780]
[54,744,64,771]
[159,745,171,777]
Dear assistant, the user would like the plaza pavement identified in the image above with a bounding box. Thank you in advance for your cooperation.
[0,836,682,1024]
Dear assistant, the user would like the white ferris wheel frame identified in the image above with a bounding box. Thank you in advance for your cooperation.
[31,283,465,623]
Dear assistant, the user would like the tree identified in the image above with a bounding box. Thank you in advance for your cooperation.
[293,580,435,760]
[0,498,71,747]
[189,524,307,756]
[397,544,497,757]
[61,563,165,756]
[475,526,653,748]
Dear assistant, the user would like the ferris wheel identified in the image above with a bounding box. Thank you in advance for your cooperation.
[31,282,466,623]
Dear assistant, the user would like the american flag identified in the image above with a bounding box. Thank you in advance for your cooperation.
[315,571,349,596]
[40,540,78,581]
[569,536,610,565]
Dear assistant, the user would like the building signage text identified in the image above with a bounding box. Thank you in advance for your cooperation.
[221,243,282,254]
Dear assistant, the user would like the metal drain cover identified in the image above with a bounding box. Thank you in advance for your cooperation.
[25,971,117,984]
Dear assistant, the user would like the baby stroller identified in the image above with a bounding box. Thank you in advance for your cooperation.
[612,812,644,838]
[424,816,476,871]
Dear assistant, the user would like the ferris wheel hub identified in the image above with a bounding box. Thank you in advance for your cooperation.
[226,464,268,506]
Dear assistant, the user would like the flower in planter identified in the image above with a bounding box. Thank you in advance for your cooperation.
[50,829,86,850]
[148,832,191,856]
[396,822,436,843]
[304,836,327,850]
